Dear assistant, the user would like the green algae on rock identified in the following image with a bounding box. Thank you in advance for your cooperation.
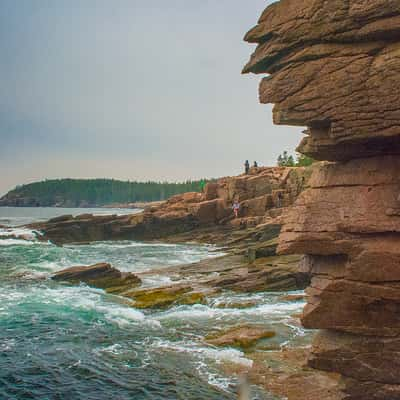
[122,285,207,309]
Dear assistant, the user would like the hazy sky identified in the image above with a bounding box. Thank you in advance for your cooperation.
[0,0,301,196]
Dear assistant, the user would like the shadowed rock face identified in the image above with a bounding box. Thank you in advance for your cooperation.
[244,1,400,399]
[244,0,400,161]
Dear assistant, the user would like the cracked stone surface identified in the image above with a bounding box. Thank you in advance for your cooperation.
[244,1,400,399]
[243,0,400,162]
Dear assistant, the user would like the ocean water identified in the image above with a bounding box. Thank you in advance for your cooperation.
[0,206,140,227]
[0,208,309,400]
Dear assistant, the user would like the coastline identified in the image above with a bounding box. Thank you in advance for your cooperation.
[20,165,342,399]
[2,166,344,399]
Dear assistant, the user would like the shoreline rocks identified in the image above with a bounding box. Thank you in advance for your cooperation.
[51,251,310,310]
[28,166,311,245]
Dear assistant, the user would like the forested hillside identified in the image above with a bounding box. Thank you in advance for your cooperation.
[0,178,208,207]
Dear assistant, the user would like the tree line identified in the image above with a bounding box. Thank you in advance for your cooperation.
[277,151,314,167]
[5,178,209,206]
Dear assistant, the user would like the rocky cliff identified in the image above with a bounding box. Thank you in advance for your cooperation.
[31,166,310,245]
[244,1,400,399]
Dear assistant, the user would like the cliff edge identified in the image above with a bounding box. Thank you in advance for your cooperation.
[244,1,400,399]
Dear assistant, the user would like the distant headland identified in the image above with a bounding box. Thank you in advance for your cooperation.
[0,178,209,208]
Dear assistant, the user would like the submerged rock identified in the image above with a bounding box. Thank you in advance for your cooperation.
[122,285,207,309]
[52,263,141,294]
[206,326,276,350]
[215,300,259,309]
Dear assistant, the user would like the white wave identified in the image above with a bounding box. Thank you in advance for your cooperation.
[157,301,304,322]
[140,275,174,288]
[152,338,253,367]
[49,286,161,328]
[0,227,42,246]
[200,347,253,369]
[0,338,16,352]
[0,238,36,246]
[0,284,161,329]
[88,241,182,249]
[96,343,124,355]
[151,338,252,392]
[283,320,307,338]
[30,260,70,273]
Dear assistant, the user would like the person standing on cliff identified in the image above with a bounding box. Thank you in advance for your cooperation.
[232,200,240,218]
[244,160,250,174]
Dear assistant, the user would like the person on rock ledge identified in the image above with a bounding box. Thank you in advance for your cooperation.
[244,160,250,174]
[232,200,241,218]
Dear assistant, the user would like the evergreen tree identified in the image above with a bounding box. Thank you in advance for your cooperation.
[277,151,314,167]
[295,153,314,166]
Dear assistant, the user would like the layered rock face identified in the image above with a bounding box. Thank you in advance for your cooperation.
[244,1,400,399]
[244,0,400,161]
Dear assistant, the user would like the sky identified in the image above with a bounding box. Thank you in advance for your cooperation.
[0,0,302,196]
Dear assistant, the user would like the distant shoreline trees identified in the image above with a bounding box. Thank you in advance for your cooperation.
[1,178,211,207]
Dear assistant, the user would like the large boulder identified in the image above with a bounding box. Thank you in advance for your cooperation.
[241,195,269,217]
[52,263,141,294]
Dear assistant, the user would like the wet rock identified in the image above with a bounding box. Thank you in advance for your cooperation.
[206,326,276,350]
[209,255,309,293]
[122,285,206,309]
[302,276,400,336]
[137,253,309,297]
[241,348,344,400]
[48,215,74,223]
[310,330,400,386]
[254,237,278,258]
[52,263,141,294]
[279,294,306,302]
[215,300,259,309]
